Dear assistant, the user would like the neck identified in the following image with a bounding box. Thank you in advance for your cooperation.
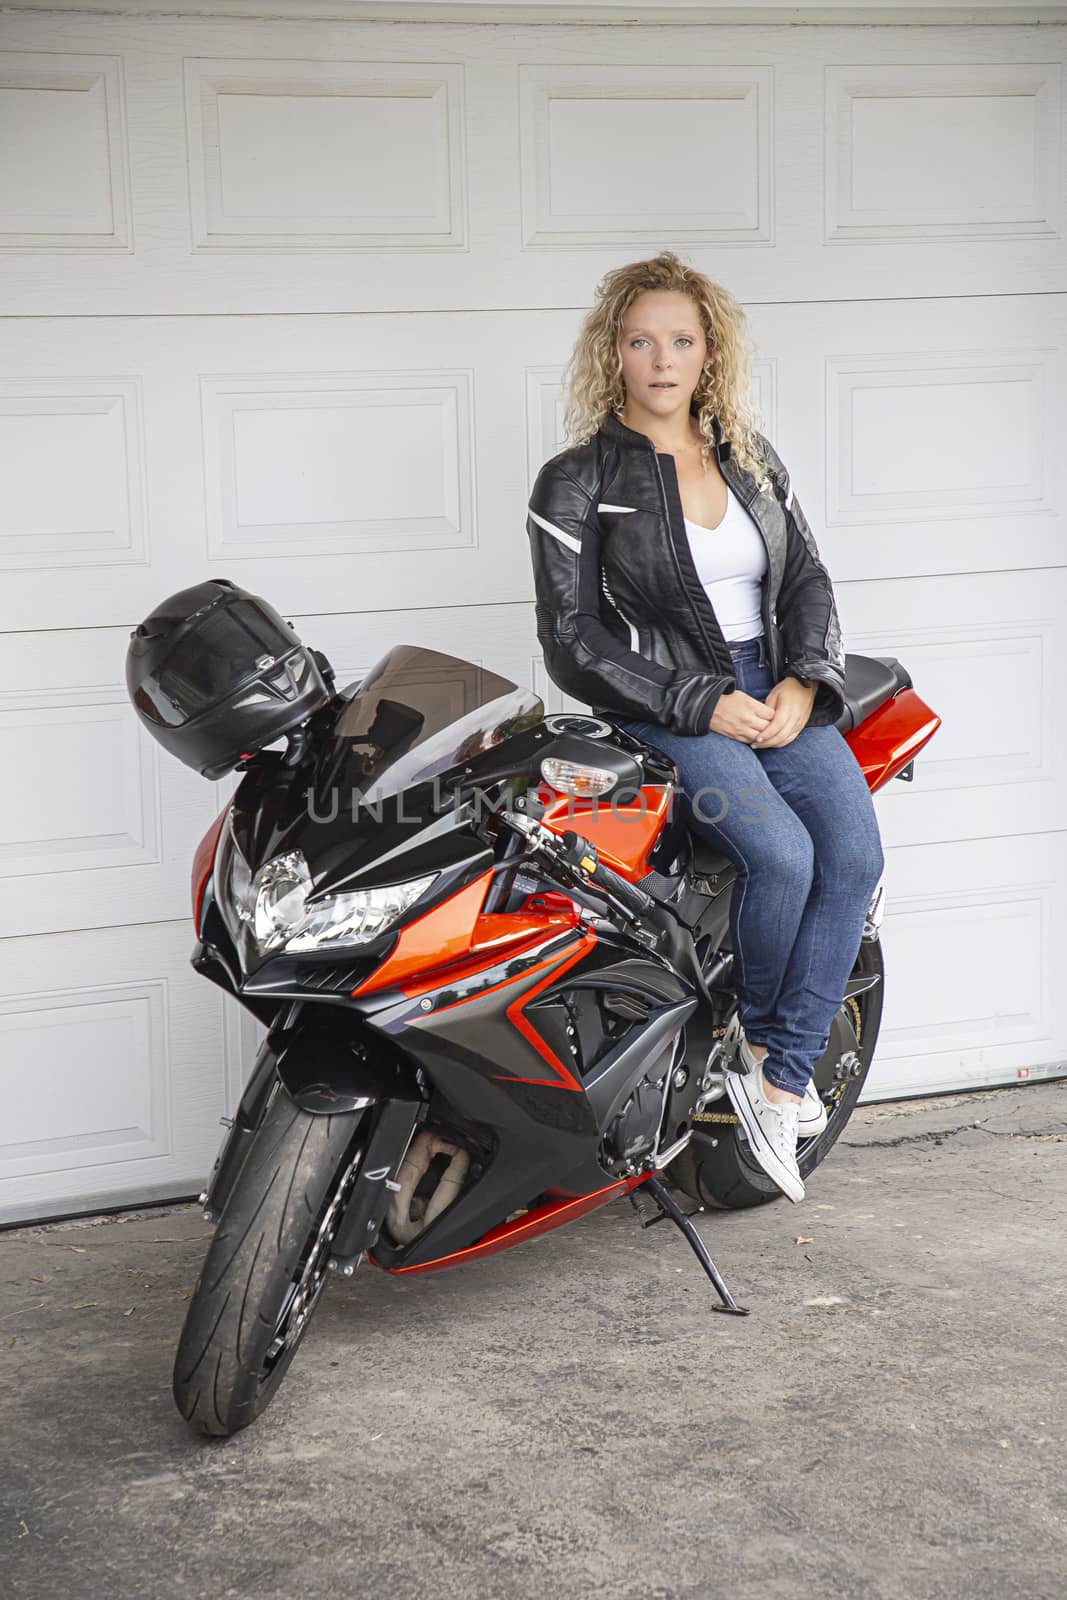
[619,401,701,454]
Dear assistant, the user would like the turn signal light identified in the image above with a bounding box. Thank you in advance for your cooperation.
[540,757,617,797]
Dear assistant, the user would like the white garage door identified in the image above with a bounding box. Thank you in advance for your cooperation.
[1,4,1064,1222]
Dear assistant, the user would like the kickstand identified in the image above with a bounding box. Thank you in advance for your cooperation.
[636,1173,750,1316]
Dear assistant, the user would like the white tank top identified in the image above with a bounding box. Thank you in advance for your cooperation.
[683,483,768,643]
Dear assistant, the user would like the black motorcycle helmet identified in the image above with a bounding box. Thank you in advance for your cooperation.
[126,578,331,779]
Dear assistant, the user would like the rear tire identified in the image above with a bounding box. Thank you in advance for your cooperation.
[173,1083,365,1437]
[670,937,884,1211]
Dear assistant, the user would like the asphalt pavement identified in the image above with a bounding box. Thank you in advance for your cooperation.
[2,1079,1065,1600]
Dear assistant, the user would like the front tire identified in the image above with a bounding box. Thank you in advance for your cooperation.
[671,936,884,1211]
[173,1083,366,1437]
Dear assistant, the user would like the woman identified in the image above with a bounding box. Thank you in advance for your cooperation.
[525,250,884,1205]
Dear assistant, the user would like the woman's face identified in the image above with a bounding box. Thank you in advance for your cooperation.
[616,290,708,423]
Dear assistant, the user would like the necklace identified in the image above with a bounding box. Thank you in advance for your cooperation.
[617,409,707,457]
[651,435,705,455]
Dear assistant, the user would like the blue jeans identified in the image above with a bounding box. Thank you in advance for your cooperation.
[615,635,885,1096]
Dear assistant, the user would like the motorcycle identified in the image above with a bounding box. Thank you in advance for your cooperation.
[147,630,939,1436]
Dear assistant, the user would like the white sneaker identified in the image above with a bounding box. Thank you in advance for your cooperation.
[737,1032,827,1141]
[725,1055,805,1203]
[798,1077,828,1140]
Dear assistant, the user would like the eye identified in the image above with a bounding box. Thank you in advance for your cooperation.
[628,336,695,348]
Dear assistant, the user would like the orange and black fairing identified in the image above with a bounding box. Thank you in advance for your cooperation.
[349,863,604,1127]
[538,782,674,882]
[192,802,230,935]
[329,851,696,1272]
[368,1172,651,1276]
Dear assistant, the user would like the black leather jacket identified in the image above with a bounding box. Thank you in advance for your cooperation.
[526,408,847,736]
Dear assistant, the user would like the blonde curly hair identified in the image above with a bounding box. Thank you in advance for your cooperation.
[559,249,772,488]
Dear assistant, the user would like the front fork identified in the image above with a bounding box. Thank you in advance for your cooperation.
[200,1013,425,1263]
[200,1038,278,1221]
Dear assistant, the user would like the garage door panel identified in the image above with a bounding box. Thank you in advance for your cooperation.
[0,376,148,570]
[865,833,1067,1101]
[824,61,1061,244]
[0,17,1064,314]
[750,295,1065,584]
[0,625,224,939]
[183,55,467,253]
[517,60,773,248]
[0,48,131,252]
[0,315,533,630]
[200,371,476,563]
[839,569,1066,850]
[0,919,228,1224]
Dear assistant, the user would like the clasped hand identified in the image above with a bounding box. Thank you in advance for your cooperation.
[709,676,818,748]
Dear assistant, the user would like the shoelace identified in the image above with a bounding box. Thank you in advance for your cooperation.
[762,1098,799,1148]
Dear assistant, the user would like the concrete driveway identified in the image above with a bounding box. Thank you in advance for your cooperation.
[3,1081,1066,1600]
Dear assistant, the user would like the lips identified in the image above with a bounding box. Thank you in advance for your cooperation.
[650,383,676,389]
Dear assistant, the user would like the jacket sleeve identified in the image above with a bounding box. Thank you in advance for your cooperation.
[758,435,847,729]
[527,459,735,737]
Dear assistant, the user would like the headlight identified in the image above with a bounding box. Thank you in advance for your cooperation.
[247,848,437,955]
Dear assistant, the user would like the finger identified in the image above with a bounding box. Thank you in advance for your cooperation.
[755,721,797,748]
[750,713,786,745]
[759,723,799,749]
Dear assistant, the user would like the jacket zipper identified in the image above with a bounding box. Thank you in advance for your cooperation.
[649,442,736,678]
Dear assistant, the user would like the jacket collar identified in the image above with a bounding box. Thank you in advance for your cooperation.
[598,404,732,461]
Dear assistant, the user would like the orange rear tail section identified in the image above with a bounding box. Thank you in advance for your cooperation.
[844,688,941,791]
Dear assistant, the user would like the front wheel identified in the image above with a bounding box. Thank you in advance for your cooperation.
[670,936,884,1211]
[173,1083,366,1437]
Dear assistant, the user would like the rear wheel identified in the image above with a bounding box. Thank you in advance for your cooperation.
[173,1083,366,1437]
[670,937,884,1210]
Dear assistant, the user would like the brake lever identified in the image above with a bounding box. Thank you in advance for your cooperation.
[498,810,650,931]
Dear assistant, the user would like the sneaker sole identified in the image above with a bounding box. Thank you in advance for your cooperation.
[724,1072,806,1203]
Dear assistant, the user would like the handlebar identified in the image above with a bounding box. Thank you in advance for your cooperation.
[556,831,655,921]
[498,806,655,928]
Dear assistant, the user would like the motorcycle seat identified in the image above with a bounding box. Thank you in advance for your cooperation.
[833,653,912,734]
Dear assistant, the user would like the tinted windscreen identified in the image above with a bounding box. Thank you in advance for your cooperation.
[331,645,544,805]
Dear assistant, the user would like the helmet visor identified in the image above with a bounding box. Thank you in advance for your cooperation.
[135,598,296,727]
